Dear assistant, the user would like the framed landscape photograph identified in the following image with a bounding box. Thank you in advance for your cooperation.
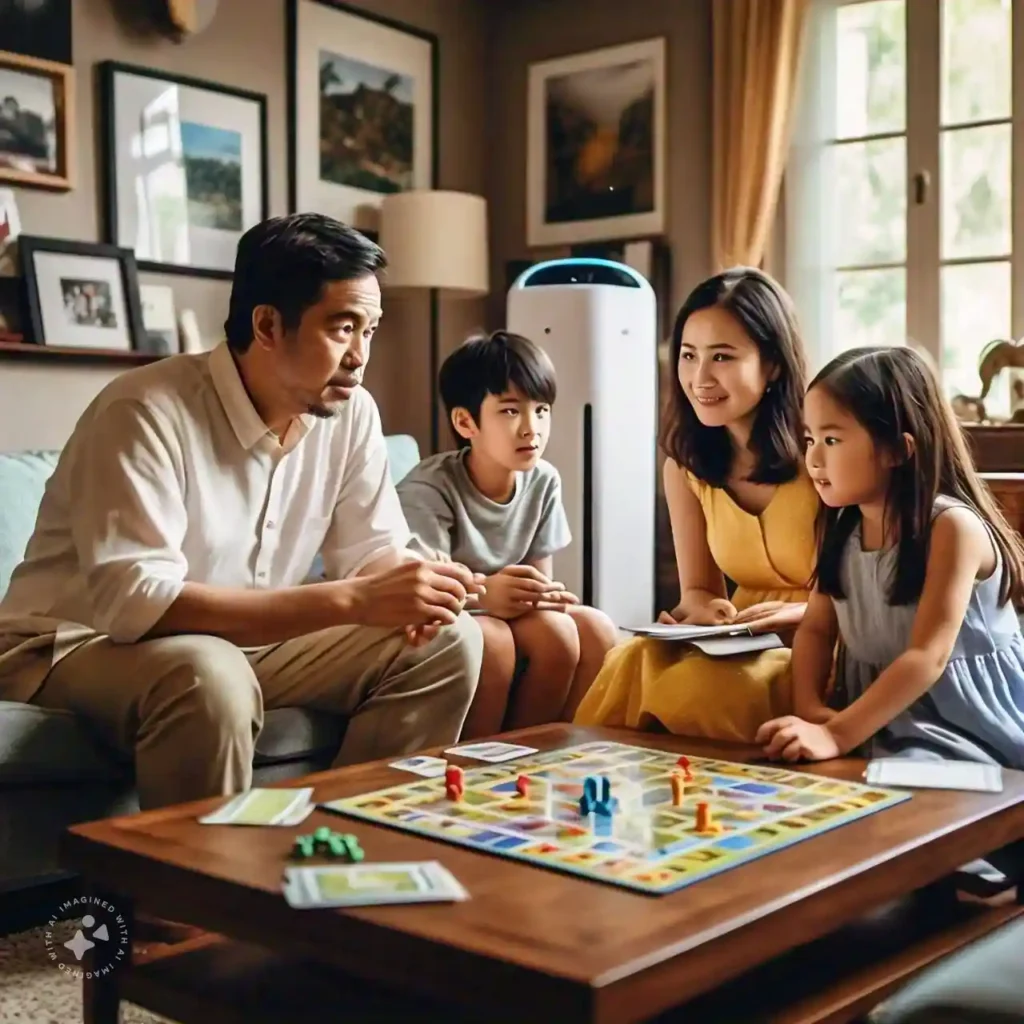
[0,50,74,190]
[100,61,268,279]
[18,235,145,352]
[287,0,437,234]
[527,38,666,247]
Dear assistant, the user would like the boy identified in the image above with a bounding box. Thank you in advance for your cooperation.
[397,330,619,737]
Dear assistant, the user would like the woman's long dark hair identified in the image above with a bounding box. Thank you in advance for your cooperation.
[811,346,1024,607]
[659,267,807,486]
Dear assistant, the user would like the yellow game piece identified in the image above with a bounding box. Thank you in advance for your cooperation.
[670,772,685,806]
[694,800,722,835]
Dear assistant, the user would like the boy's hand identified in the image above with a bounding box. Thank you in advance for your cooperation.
[479,565,579,620]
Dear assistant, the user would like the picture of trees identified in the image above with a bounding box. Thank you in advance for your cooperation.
[180,121,243,232]
[318,49,414,193]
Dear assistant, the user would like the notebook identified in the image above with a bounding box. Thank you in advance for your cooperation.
[864,759,1003,793]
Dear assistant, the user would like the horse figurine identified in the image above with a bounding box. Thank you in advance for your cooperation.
[978,338,1024,398]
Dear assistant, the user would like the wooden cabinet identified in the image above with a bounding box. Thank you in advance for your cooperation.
[984,474,1024,537]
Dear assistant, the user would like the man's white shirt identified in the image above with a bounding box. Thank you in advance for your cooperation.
[0,341,411,643]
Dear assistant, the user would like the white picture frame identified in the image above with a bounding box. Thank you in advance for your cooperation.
[527,38,667,247]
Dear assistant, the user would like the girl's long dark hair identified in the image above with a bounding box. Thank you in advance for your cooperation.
[811,346,1024,607]
[659,267,807,486]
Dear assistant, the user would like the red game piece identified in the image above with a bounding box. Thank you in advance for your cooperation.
[445,763,464,801]
[677,755,694,781]
[516,774,530,797]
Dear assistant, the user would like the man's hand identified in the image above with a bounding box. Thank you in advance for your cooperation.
[479,565,579,620]
[755,715,842,762]
[347,560,485,630]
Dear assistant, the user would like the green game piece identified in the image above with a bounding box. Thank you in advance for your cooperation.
[342,834,365,862]
[292,834,317,859]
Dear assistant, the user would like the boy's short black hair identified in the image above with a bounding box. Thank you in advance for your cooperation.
[439,331,557,448]
[223,213,386,353]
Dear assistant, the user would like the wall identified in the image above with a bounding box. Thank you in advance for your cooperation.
[0,0,488,453]
[484,0,713,328]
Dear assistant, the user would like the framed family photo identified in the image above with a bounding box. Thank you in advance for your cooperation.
[0,50,74,191]
[18,235,146,352]
[287,0,437,234]
[100,61,268,279]
[527,37,666,247]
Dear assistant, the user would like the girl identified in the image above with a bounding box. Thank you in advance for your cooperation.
[758,345,1024,769]
[571,267,820,741]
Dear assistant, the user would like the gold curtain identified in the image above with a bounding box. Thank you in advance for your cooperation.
[712,0,811,270]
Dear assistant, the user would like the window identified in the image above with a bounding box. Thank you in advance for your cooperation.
[786,0,1018,416]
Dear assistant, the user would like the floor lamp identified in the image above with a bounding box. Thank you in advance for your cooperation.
[379,191,489,454]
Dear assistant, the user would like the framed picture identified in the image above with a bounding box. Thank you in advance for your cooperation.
[18,235,145,352]
[527,38,666,247]
[139,283,179,355]
[0,0,72,65]
[0,50,74,190]
[287,0,438,234]
[100,61,268,279]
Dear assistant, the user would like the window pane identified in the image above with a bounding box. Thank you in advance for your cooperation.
[941,124,1011,260]
[836,138,906,265]
[941,0,1011,126]
[835,268,906,348]
[941,261,1011,415]
[836,0,906,138]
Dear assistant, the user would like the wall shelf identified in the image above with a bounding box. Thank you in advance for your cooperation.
[0,340,162,366]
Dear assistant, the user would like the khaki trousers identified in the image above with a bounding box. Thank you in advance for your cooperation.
[25,614,482,809]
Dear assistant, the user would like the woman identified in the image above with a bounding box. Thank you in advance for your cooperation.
[571,267,820,742]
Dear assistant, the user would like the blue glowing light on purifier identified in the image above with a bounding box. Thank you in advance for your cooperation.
[512,258,651,292]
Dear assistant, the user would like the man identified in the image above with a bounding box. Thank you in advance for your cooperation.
[0,213,484,810]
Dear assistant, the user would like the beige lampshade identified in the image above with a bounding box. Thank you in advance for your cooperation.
[379,191,489,296]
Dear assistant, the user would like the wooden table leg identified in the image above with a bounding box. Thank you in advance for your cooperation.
[79,891,133,1024]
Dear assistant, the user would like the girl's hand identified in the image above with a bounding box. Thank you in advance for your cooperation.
[480,565,576,620]
[755,715,842,762]
[794,702,837,725]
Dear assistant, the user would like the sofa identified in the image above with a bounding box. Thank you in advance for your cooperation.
[0,437,503,895]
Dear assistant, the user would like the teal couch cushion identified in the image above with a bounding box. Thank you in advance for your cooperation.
[0,451,59,598]
[0,435,421,599]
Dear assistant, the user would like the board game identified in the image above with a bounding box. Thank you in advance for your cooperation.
[322,741,910,895]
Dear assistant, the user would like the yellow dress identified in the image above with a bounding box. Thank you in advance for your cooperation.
[573,470,819,742]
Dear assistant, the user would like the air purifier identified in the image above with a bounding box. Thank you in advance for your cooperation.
[507,258,658,627]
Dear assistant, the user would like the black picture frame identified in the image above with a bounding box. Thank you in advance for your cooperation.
[99,60,269,280]
[18,235,148,352]
[0,0,72,65]
[286,0,439,228]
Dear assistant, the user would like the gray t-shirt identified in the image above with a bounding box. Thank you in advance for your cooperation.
[396,449,571,575]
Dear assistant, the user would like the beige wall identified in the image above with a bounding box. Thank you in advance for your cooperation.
[0,0,488,453]
[1,0,712,455]
[485,0,713,328]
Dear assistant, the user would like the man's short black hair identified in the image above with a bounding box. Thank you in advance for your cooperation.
[223,213,386,353]
[439,331,557,449]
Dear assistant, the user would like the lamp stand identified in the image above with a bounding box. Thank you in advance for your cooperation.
[429,287,440,454]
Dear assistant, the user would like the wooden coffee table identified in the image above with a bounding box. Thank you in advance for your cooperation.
[61,725,1024,1024]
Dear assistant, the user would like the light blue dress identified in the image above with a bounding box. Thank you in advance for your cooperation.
[830,496,1024,770]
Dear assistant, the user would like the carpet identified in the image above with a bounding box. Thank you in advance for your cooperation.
[0,921,172,1023]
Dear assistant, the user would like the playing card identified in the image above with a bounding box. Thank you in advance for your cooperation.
[198,787,315,826]
[388,755,449,778]
[443,741,539,763]
[282,861,469,909]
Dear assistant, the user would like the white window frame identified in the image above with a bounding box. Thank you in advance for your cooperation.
[785,0,1023,395]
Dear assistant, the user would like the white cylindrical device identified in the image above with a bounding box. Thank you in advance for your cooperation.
[507,258,658,627]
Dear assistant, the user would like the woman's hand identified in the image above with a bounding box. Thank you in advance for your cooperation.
[658,598,738,626]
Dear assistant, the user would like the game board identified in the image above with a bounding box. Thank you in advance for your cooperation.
[322,741,910,895]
